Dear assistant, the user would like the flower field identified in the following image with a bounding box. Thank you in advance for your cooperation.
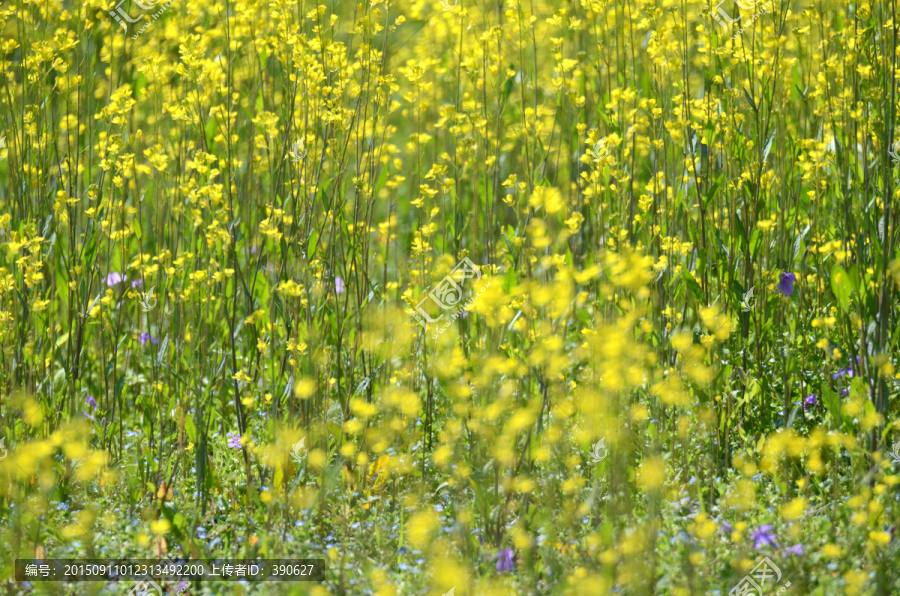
[1,0,899,593]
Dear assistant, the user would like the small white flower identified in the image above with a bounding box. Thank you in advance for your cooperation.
[0,135,7,161]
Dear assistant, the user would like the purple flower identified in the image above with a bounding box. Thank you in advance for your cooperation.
[720,521,733,534]
[227,432,242,449]
[85,395,98,409]
[495,549,515,573]
[82,410,94,420]
[803,394,818,409]
[139,332,158,345]
[335,276,345,295]
[776,272,797,296]
[785,543,804,556]
[105,272,124,287]
[751,524,778,550]
[833,366,854,379]
[131,279,143,289]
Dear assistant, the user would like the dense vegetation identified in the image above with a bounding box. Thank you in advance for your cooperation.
[1,0,899,593]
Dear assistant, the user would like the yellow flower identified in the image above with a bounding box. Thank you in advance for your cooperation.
[780,497,806,521]
[821,544,843,558]
[150,519,171,535]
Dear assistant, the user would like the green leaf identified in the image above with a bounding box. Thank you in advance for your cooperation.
[185,416,197,443]
[308,229,319,259]
[823,386,841,425]
[831,265,851,310]
[743,88,757,112]
[762,128,776,165]
[55,332,70,348]
[374,166,389,196]
[792,224,809,265]
[704,175,722,209]
[681,268,703,302]
[749,228,762,257]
